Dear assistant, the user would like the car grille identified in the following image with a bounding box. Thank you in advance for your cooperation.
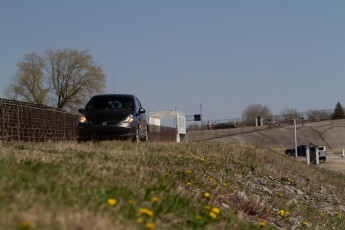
[92,121,119,125]
[94,130,130,136]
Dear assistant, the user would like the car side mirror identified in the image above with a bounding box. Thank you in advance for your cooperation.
[139,108,146,114]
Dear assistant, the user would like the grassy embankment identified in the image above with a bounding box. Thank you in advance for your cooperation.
[1,141,345,229]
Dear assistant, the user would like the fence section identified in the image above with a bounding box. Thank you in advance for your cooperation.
[0,98,79,142]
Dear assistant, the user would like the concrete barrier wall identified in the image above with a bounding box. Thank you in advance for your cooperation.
[0,98,79,142]
[187,125,268,141]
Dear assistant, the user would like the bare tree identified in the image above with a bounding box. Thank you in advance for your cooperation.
[6,53,48,104]
[281,108,301,121]
[5,49,106,111]
[45,49,106,110]
[242,104,272,126]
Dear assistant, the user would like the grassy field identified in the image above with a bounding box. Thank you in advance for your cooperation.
[1,141,345,230]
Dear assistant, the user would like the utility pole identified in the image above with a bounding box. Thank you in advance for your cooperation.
[113,75,116,93]
[200,104,202,122]
[294,119,297,158]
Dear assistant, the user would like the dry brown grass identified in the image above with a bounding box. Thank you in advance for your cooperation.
[1,141,345,229]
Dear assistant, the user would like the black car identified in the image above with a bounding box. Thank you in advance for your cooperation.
[77,94,148,142]
[285,145,307,156]
[212,123,236,130]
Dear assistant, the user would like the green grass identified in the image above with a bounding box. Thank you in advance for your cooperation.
[0,141,344,229]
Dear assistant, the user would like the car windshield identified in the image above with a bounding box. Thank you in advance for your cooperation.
[86,96,134,111]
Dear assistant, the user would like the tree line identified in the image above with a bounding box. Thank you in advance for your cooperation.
[241,102,345,126]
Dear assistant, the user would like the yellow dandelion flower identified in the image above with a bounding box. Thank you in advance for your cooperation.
[320,212,325,217]
[302,221,309,225]
[19,220,32,230]
[208,177,213,181]
[279,209,285,217]
[107,198,117,206]
[195,215,203,220]
[145,222,155,229]
[186,182,192,186]
[223,182,227,186]
[204,192,210,198]
[136,218,144,223]
[203,205,211,210]
[186,170,192,174]
[139,208,154,217]
[200,157,206,161]
[285,211,290,216]
[151,196,159,203]
[128,199,136,205]
[258,221,266,228]
[209,212,217,219]
[211,207,221,214]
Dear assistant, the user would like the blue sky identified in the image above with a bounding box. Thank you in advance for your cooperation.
[1,1,345,121]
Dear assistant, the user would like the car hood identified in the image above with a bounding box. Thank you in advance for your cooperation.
[84,110,133,123]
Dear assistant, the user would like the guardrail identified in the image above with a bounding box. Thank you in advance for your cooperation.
[187,125,268,141]
[187,109,334,132]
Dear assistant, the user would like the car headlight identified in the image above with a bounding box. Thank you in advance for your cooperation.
[121,114,134,123]
[79,116,87,123]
